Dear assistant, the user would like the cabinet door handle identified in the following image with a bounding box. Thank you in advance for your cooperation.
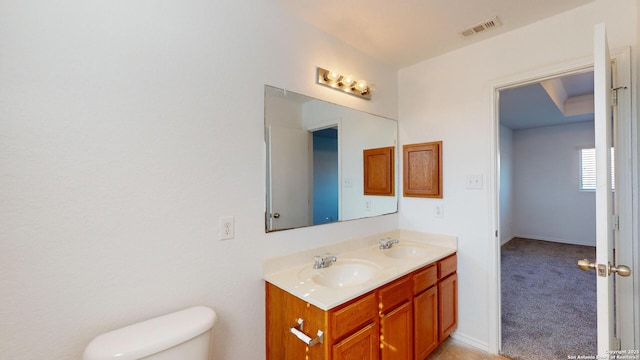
[290,318,324,346]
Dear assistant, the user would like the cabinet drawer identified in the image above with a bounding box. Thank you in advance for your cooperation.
[413,265,437,295]
[331,293,377,341]
[378,276,412,314]
[438,254,457,279]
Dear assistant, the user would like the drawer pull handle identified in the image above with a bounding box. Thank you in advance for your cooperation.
[290,318,324,346]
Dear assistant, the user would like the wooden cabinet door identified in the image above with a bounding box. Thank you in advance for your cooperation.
[333,322,380,360]
[265,283,327,360]
[438,274,458,342]
[414,286,438,360]
[380,301,412,360]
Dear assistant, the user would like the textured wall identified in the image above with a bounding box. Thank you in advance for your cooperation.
[0,1,398,359]
[499,125,514,244]
[513,121,596,246]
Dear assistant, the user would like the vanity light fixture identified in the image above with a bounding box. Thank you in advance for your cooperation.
[316,67,373,100]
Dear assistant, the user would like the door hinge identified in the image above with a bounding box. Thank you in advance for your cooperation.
[613,214,620,231]
[614,337,622,351]
[612,86,628,106]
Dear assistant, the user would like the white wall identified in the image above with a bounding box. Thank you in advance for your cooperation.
[398,0,637,350]
[0,2,399,359]
[512,121,596,246]
[499,125,514,244]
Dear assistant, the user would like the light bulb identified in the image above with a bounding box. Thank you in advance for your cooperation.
[326,70,341,82]
[343,74,354,86]
[356,80,368,91]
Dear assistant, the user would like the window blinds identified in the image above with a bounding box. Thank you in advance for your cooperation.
[580,148,615,191]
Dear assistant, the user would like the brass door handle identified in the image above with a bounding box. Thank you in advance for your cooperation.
[610,264,631,277]
[578,259,631,277]
[577,259,596,271]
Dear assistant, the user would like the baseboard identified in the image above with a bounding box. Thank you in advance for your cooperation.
[450,331,490,353]
[500,236,515,246]
[513,234,595,247]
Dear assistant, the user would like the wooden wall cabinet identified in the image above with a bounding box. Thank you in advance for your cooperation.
[403,141,442,198]
[266,253,457,360]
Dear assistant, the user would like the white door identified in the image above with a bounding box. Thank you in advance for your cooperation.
[593,22,615,354]
[590,23,632,355]
[266,125,311,231]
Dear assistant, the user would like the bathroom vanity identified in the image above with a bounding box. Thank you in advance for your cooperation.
[263,231,457,360]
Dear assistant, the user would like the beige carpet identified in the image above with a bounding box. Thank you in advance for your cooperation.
[501,238,597,359]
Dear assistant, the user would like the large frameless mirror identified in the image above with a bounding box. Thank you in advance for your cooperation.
[265,85,398,232]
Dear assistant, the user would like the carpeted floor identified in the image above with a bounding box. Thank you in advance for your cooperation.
[501,238,597,360]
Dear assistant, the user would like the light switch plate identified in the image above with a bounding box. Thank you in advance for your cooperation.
[465,174,483,189]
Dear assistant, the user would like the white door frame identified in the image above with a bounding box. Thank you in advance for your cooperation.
[487,48,637,354]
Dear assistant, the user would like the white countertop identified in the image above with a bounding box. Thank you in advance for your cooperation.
[263,230,457,310]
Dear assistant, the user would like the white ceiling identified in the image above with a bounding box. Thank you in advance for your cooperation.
[500,71,595,130]
[272,0,595,67]
[272,0,597,130]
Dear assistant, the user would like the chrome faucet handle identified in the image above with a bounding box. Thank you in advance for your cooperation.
[313,256,324,269]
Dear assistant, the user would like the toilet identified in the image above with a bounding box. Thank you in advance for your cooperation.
[83,306,217,360]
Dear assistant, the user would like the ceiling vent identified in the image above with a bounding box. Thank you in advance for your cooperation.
[458,16,502,37]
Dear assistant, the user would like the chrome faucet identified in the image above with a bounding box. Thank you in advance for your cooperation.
[379,238,399,249]
[313,254,337,269]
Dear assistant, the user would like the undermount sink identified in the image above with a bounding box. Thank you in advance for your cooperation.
[382,243,431,259]
[300,259,382,288]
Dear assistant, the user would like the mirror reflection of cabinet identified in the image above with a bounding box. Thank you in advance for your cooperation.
[363,146,394,196]
[265,85,398,232]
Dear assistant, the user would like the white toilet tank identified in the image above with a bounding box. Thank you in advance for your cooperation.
[83,306,217,360]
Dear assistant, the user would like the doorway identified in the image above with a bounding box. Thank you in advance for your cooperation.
[489,48,636,355]
[498,70,597,359]
[312,127,339,224]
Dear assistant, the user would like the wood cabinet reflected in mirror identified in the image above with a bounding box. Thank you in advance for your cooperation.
[264,85,398,232]
[363,146,394,196]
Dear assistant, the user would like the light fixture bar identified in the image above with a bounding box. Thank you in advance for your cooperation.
[316,67,372,100]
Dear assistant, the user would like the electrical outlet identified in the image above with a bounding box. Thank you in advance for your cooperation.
[434,203,444,218]
[220,216,234,240]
